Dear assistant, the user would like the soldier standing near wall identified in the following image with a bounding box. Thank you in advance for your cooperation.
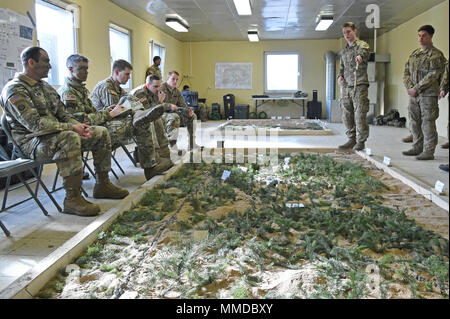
[338,22,370,151]
[438,59,449,172]
[145,56,162,83]
[59,55,165,178]
[402,25,446,160]
[161,71,201,150]
[0,47,129,217]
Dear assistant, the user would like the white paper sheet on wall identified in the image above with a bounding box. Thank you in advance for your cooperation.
[0,8,34,93]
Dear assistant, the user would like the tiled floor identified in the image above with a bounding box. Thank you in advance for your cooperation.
[0,121,448,294]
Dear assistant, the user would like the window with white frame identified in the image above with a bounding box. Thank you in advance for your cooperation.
[109,24,132,89]
[35,0,78,86]
[150,40,166,80]
[264,52,301,94]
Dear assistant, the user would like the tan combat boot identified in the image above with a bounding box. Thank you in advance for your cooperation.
[143,158,174,181]
[338,139,356,149]
[402,148,422,156]
[416,152,434,160]
[353,142,365,151]
[63,173,100,216]
[93,172,129,199]
[402,135,413,143]
[133,105,164,128]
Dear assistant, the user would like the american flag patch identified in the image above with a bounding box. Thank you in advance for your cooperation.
[9,95,23,104]
[66,94,77,101]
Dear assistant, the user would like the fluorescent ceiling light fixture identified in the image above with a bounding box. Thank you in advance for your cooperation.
[233,0,252,16]
[165,18,189,32]
[315,16,333,31]
[248,31,259,42]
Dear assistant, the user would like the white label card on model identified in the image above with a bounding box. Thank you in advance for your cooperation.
[271,116,277,119]
[221,170,231,180]
[277,116,283,120]
[383,156,391,166]
[435,180,445,193]
[366,148,372,156]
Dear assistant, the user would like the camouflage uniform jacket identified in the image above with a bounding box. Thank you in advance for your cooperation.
[338,39,370,87]
[403,45,446,96]
[440,59,449,95]
[130,84,172,112]
[145,64,162,80]
[91,77,127,110]
[0,73,79,156]
[58,77,111,125]
[160,82,188,109]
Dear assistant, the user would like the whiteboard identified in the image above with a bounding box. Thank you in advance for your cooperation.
[0,8,34,93]
[215,62,252,90]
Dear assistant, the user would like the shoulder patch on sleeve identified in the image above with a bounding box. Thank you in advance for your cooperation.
[65,94,77,101]
[9,95,23,104]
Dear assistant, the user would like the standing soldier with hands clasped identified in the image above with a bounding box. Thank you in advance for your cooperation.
[338,22,371,151]
[402,25,446,160]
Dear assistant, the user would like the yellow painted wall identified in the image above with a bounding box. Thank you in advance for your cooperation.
[377,0,449,137]
[181,39,342,116]
[0,0,185,91]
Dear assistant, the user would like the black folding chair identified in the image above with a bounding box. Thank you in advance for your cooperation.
[0,158,59,236]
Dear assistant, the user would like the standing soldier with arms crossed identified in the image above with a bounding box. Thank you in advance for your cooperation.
[338,22,371,151]
[402,25,446,160]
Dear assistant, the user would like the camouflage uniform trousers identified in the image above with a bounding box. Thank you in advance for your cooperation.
[340,85,370,144]
[408,95,439,154]
[198,102,208,122]
[105,115,158,169]
[146,118,170,162]
[162,110,197,142]
[29,126,111,178]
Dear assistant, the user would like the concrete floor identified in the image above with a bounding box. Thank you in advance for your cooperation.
[0,121,448,294]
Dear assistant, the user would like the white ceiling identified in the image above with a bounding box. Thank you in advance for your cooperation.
[109,0,446,42]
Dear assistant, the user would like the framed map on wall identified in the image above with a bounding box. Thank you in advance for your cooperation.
[215,62,252,89]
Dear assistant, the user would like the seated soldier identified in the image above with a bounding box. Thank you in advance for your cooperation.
[161,71,202,150]
[0,47,129,217]
[91,59,173,181]
[130,75,183,159]
[58,54,165,179]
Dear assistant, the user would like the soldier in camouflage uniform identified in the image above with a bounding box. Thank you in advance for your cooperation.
[338,22,370,151]
[438,60,449,171]
[402,25,447,160]
[183,85,208,122]
[0,47,129,217]
[145,56,162,83]
[90,59,172,181]
[58,55,164,177]
[161,71,200,150]
[130,74,180,158]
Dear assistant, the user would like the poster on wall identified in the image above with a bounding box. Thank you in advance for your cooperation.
[0,8,34,92]
[215,62,252,90]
